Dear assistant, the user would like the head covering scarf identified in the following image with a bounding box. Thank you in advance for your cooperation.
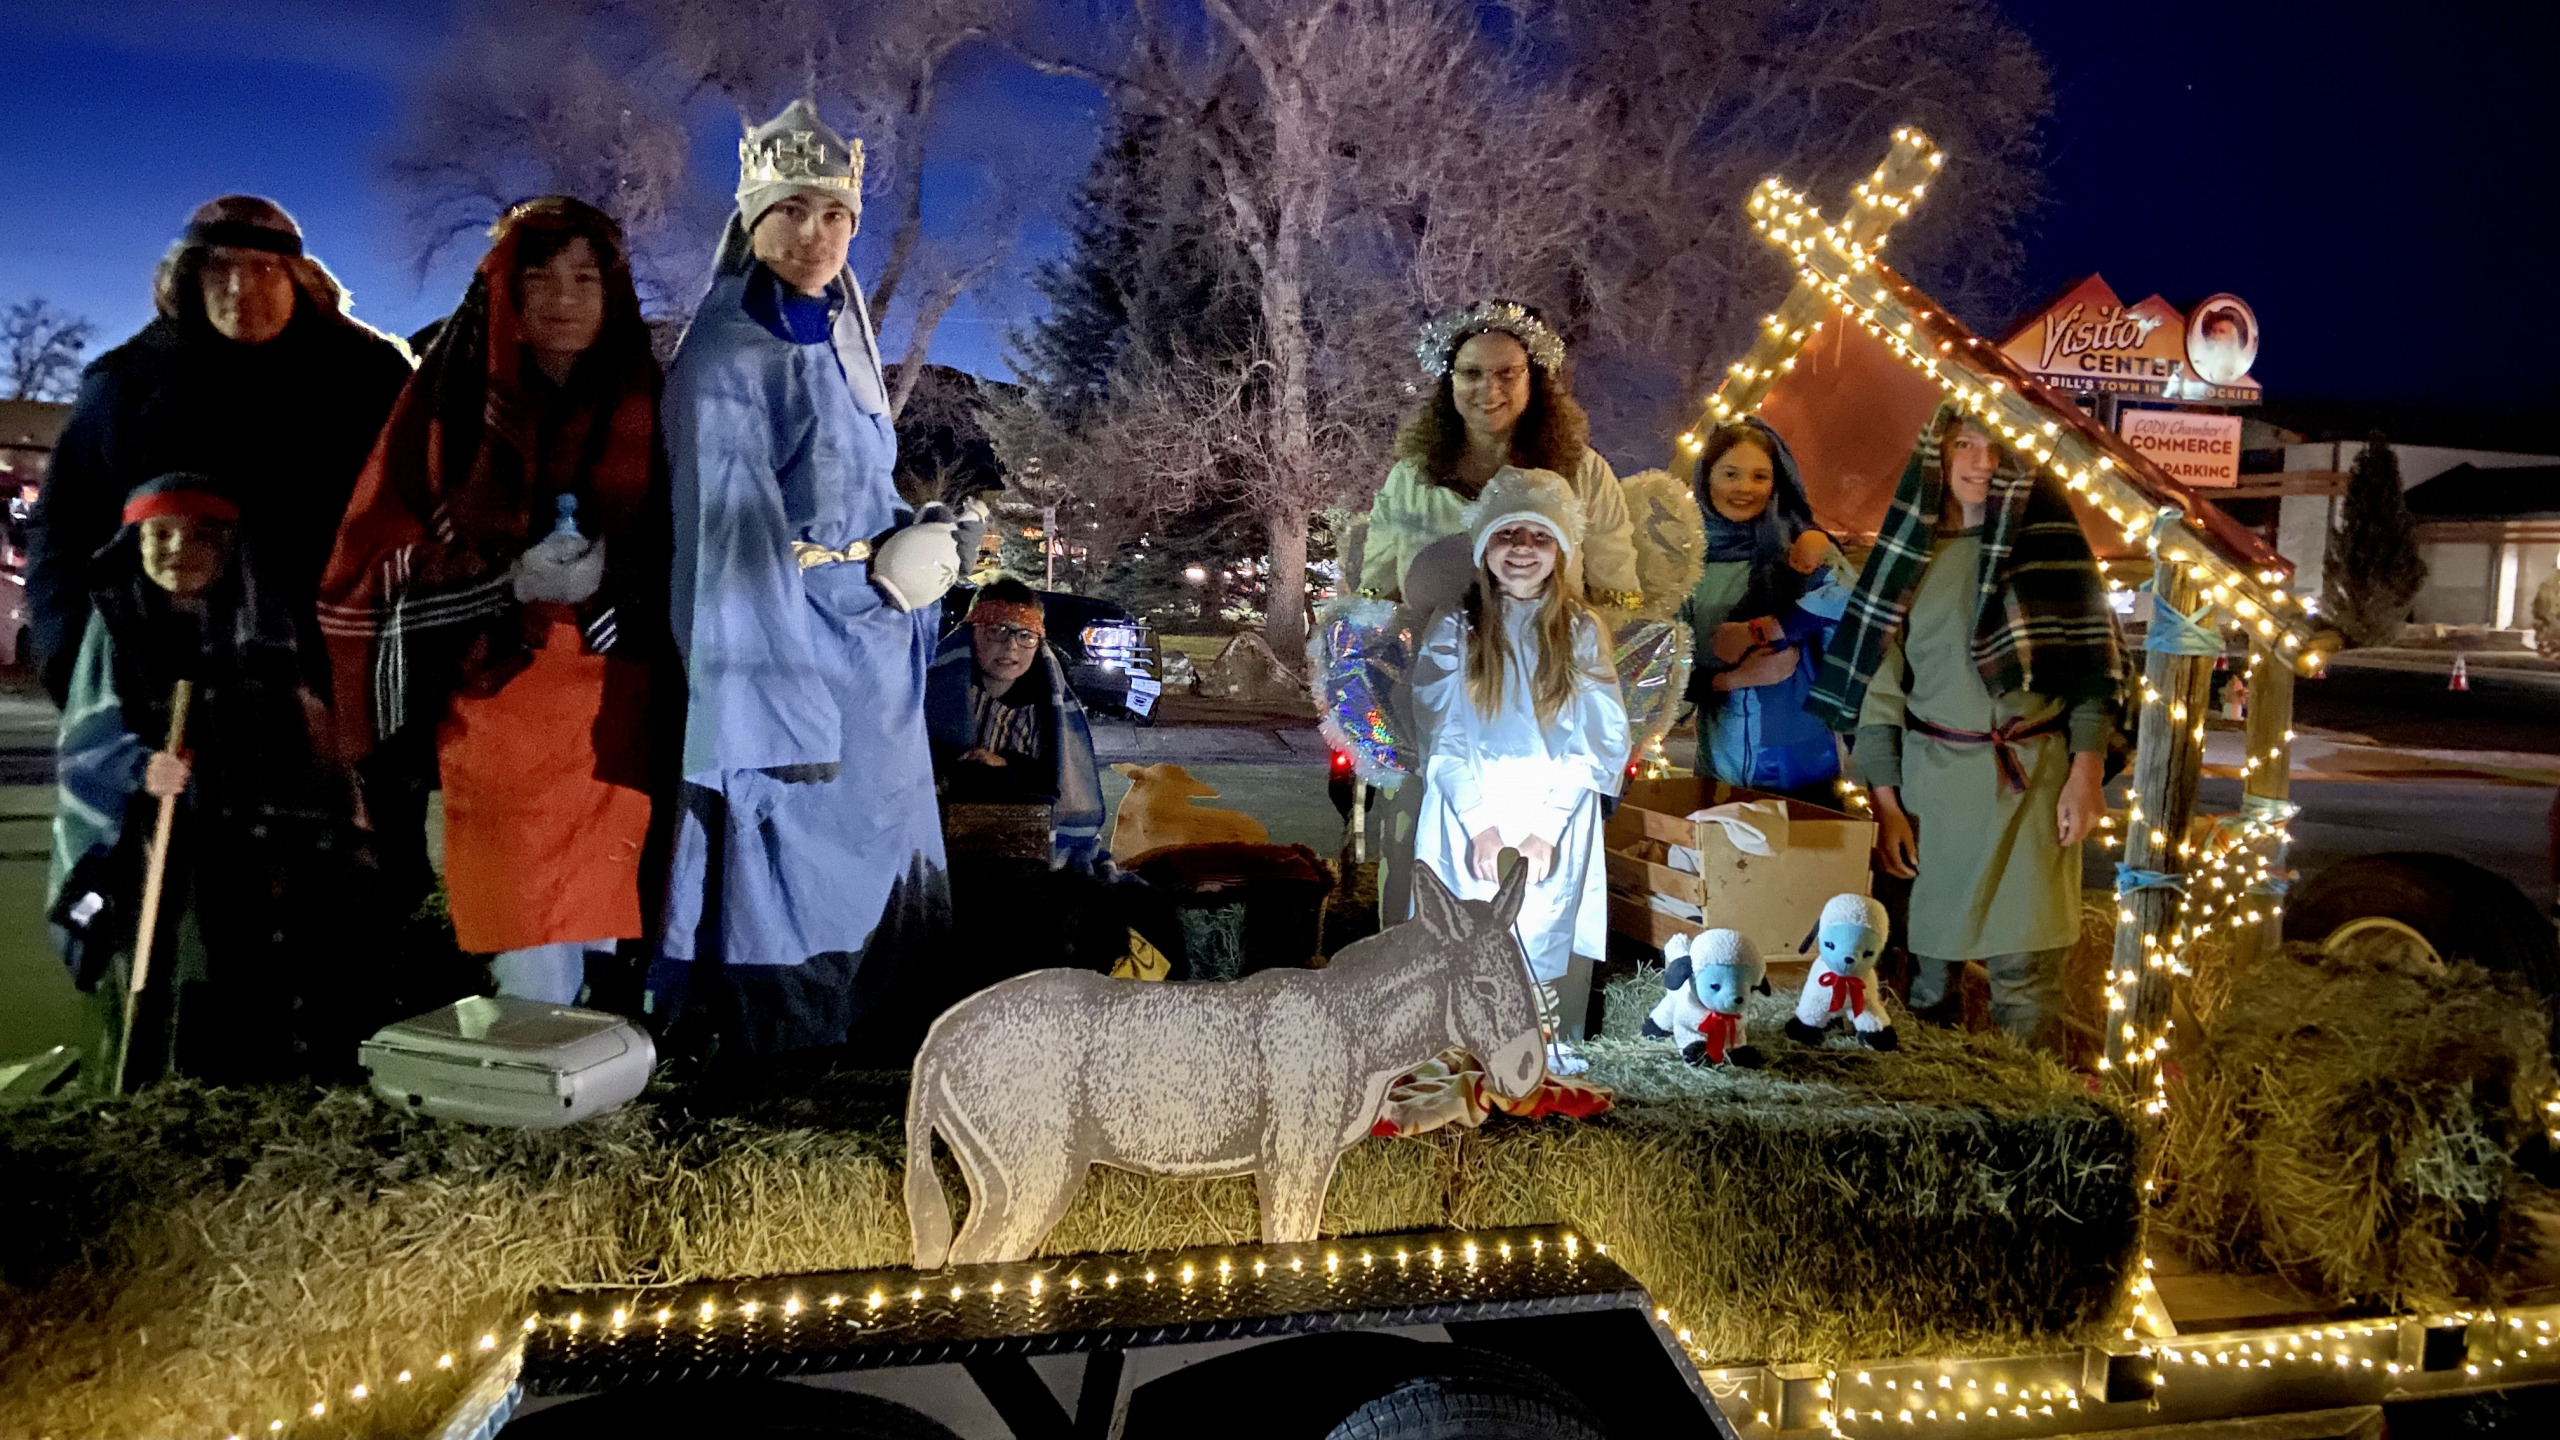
[88,473,308,713]
[317,197,661,756]
[1694,415,1820,624]
[1808,401,2122,733]
[151,194,375,338]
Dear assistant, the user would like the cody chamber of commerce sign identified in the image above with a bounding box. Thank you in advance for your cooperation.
[2000,275,2261,404]
[2117,408,2241,488]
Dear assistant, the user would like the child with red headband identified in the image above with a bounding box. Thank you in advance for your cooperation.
[49,473,389,1085]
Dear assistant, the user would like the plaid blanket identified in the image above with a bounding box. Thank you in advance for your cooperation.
[1809,403,2121,732]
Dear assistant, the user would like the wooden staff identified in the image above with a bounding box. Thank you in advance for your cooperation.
[112,679,192,1095]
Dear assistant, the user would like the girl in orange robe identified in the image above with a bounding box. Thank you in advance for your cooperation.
[320,197,667,1003]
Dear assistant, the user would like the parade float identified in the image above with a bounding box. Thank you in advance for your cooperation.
[1,129,2555,1440]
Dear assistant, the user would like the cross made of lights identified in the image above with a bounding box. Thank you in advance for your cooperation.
[1676,127,2331,670]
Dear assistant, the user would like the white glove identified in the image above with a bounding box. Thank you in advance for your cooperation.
[871,519,962,613]
[513,531,605,605]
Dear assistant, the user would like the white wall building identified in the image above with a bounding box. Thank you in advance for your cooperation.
[2276,441,2560,633]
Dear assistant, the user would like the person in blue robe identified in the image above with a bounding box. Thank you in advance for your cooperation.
[652,100,970,1061]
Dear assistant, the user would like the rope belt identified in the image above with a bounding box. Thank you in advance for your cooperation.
[1907,710,2066,793]
[791,538,874,570]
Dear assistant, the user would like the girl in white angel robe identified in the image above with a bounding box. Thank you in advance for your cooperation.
[1412,467,1631,1075]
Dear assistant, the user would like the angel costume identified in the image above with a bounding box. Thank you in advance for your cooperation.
[1411,468,1630,1039]
[1357,301,1640,926]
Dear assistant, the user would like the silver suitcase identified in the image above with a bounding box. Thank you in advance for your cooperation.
[360,996,655,1129]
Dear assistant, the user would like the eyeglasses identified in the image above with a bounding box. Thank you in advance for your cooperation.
[982,623,1043,649]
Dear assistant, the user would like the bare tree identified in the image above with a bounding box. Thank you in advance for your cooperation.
[3,299,95,403]
[883,143,1053,418]
[389,0,1037,360]
[1019,0,1604,658]
[1523,0,2051,446]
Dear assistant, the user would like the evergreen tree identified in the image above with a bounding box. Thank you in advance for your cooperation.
[2322,431,2428,647]
[993,109,1265,607]
[1008,115,1255,435]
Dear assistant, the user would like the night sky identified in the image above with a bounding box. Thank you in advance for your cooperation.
[2,0,2550,423]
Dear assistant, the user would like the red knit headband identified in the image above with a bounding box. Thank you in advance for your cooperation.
[123,490,241,525]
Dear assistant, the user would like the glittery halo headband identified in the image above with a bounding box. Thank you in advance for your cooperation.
[1415,299,1566,379]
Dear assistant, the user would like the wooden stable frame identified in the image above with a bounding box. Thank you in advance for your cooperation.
[1685,128,2338,1115]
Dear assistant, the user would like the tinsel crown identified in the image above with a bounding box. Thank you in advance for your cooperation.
[1416,298,1566,379]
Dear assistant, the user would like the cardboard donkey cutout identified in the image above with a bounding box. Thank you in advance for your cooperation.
[906,864,1545,1268]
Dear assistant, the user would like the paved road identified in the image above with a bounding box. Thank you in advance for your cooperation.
[2301,654,2559,755]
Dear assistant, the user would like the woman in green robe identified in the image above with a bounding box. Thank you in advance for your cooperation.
[1808,404,2122,1051]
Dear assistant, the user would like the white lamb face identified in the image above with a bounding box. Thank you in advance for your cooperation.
[1817,922,1885,976]
[1692,964,1748,1015]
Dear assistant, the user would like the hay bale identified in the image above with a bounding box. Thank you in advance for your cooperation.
[1587,972,2143,1360]
[0,1001,2140,1438]
[2159,942,2558,1308]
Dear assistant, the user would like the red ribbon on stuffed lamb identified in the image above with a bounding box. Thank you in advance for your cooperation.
[1694,1010,1741,1063]
[1816,971,1868,1018]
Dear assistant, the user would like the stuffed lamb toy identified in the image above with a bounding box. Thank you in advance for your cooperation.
[1641,929,1771,1068]
[1784,893,1898,1052]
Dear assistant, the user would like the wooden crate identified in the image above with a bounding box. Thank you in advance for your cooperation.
[941,802,1054,862]
[1603,776,1876,963]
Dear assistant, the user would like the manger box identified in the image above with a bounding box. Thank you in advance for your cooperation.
[1603,776,1875,959]
[940,801,1054,862]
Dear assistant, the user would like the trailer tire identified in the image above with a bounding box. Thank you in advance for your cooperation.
[1325,1374,1609,1440]
[498,1380,962,1439]
[2283,852,2560,1018]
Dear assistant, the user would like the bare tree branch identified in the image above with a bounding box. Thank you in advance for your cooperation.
[2,299,95,403]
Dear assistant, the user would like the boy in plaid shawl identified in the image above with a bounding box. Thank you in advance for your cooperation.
[1808,402,2121,1052]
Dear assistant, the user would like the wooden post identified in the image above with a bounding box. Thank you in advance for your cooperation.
[2231,647,2296,971]
[2107,566,2216,1088]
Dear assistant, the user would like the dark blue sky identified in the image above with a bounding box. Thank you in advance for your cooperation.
[2,1,2550,417]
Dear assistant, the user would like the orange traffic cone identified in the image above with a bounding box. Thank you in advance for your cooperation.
[2450,655,2470,692]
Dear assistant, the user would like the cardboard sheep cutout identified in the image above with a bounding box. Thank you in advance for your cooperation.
[1786,892,1898,1051]
[1107,762,1271,860]
[905,863,1545,1268]
[1641,929,1770,1068]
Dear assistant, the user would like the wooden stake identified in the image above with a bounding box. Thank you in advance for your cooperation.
[2107,568,2215,1082]
[2232,648,2296,971]
[111,679,192,1096]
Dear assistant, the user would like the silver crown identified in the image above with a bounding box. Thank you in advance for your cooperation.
[738,98,864,195]
[1416,299,1566,379]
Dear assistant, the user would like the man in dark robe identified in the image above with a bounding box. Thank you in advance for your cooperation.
[28,196,412,705]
